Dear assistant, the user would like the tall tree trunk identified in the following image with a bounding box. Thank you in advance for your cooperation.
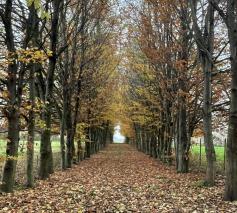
[176,4,190,173]
[225,35,237,200]
[26,3,40,188]
[224,0,237,201]
[39,0,62,179]
[60,114,66,170]
[66,108,73,168]
[1,0,20,193]
[202,4,216,186]
[59,3,70,171]
[177,102,189,172]
[66,4,85,166]
[202,55,216,185]
[190,1,216,186]
[26,64,36,187]
[2,107,19,192]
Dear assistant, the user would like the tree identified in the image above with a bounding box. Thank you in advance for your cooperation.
[26,2,40,188]
[0,0,25,192]
[39,0,62,179]
[190,0,216,186]
[209,0,237,201]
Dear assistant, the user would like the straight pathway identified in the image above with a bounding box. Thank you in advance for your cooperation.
[0,144,236,212]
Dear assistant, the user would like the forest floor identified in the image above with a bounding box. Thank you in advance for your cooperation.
[0,144,237,213]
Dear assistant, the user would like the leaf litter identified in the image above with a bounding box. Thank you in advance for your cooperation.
[0,144,236,212]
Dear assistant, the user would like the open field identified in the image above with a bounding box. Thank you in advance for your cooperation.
[191,145,225,161]
[190,145,225,173]
[0,140,61,156]
[0,139,62,184]
[0,140,226,173]
[0,140,225,161]
[0,142,227,187]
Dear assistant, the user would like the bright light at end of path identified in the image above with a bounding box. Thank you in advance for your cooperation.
[113,125,125,143]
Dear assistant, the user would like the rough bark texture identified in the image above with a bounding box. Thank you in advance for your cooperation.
[1,0,20,193]
[224,0,237,201]
[39,0,62,179]
[202,4,216,186]
[26,66,35,187]
[202,55,216,186]
[60,119,66,170]
[176,4,190,173]
[66,24,78,168]
[26,3,40,188]
[190,0,216,186]
[177,103,189,173]
[59,5,69,170]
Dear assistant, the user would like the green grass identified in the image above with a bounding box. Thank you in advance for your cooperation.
[0,140,61,156]
[191,145,225,161]
[0,140,226,172]
[190,145,226,172]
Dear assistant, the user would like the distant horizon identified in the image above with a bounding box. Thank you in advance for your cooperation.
[113,125,125,143]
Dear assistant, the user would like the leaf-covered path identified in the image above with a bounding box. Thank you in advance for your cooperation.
[1,144,237,212]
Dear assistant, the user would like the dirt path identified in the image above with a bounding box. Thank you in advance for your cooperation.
[0,144,236,212]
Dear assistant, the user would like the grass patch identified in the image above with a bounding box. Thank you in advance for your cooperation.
[190,145,225,173]
[0,140,61,156]
[191,145,225,161]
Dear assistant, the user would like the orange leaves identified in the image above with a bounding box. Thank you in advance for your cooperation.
[145,0,176,23]
[175,60,188,72]
[0,144,235,212]
[193,128,204,137]
[177,89,189,99]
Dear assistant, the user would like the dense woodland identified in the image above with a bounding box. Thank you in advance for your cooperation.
[0,0,237,206]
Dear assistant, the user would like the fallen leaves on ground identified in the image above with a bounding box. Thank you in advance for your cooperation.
[0,144,236,212]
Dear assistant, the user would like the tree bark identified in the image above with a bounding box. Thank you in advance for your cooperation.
[1,0,20,193]
[39,0,62,179]
[190,0,216,185]
[176,4,190,173]
[26,64,36,187]
[25,2,41,188]
[60,117,66,170]
[202,55,216,185]
[223,0,237,201]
